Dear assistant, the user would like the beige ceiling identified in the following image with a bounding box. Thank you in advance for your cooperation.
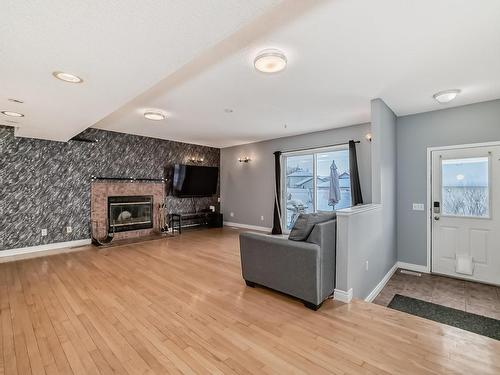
[3,0,500,148]
[0,0,283,141]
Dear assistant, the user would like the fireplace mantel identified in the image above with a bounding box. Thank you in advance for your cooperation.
[91,181,164,241]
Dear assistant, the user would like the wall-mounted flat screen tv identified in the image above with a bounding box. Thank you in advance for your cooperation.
[172,164,218,197]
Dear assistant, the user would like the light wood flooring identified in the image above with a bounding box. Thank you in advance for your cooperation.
[1,227,499,374]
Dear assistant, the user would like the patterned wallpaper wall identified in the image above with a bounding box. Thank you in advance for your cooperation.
[0,126,220,250]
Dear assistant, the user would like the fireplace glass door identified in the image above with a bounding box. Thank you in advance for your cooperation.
[108,195,153,233]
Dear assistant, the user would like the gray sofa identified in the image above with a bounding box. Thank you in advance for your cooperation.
[239,219,336,310]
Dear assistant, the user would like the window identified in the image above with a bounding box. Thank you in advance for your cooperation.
[441,157,489,218]
[282,146,351,229]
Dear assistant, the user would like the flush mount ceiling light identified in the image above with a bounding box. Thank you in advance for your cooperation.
[433,89,461,104]
[254,49,287,73]
[144,110,166,121]
[1,110,24,117]
[52,71,84,83]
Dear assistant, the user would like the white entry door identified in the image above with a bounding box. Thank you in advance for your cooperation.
[431,145,500,285]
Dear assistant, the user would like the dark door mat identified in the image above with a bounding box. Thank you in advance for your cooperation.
[388,294,500,341]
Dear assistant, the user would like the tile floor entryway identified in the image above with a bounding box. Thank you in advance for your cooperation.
[373,269,500,320]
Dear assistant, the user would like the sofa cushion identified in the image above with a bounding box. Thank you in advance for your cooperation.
[288,212,336,241]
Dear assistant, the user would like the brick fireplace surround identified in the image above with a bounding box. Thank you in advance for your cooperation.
[91,181,165,240]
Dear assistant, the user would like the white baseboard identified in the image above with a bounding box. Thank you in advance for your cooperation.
[333,288,353,303]
[0,239,92,263]
[223,221,271,232]
[365,262,398,302]
[397,261,430,274]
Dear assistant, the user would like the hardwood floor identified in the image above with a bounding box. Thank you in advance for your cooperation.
[1,228,499,374]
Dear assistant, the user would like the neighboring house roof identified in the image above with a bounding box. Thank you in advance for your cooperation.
[317,179,350,188]
[287,170,313,178]
[289,171,350,188]
[294,177,313,187]
[294,176,330,187]
[288,170,350,178]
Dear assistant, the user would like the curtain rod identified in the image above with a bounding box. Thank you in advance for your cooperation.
[279,140,359,154]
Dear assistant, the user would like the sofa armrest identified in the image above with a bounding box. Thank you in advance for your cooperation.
[306,220,336,300]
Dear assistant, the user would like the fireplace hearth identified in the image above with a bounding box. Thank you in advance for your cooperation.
[108,195,153,233]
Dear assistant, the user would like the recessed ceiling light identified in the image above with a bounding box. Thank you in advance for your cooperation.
[254,49,287,73]
[433,89,461,104]
[1,110,24,117]
[52,71,84,83]
[8,98,24,103]
[144,111,166,121]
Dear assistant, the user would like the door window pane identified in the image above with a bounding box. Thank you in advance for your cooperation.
[442,157,489,217]
[316,150,351,211]
[285,155,314,229]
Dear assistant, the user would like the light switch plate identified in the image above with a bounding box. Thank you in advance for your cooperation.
[412,203,425,211]
[41,229,48,236]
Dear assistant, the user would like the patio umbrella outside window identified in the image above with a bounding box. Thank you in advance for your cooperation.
[328,160,341,208]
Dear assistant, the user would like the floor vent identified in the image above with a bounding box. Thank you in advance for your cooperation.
[400,269,422,277]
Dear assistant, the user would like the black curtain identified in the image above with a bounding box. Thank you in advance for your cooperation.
[272,151,282,234]
[349,140,363,205]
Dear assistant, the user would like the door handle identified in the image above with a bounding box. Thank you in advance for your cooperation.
[434,215,440,221]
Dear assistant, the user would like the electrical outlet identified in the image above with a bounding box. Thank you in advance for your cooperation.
[412,203,425,211]
[365,261,369,271]
[217,197,221,203]
[230,212,234,217]
[260,215,264,221]
[66,226,72,234]
[41,229,47,236]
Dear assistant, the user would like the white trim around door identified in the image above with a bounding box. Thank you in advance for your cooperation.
[426,140,500,276]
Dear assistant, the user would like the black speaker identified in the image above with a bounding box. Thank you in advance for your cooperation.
[207,213,223,228]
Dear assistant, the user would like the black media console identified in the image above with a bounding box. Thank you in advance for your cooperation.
[169,212,223,234]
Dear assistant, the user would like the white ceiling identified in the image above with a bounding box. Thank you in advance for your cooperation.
[3,1,500,148]
[0,0,282,141]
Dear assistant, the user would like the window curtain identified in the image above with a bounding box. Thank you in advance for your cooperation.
[349,140,363,205]
[272,151,283,234]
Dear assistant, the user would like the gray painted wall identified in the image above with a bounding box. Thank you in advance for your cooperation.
[0,126,219,250]
[220,124,372,228]
[335,205,385,299]
[397,99,500,266]
[366,98,397,295]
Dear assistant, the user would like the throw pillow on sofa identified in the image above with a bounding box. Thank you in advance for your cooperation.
[288,212,336,241]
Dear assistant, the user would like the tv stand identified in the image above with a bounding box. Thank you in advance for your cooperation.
[169,212,223,234]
